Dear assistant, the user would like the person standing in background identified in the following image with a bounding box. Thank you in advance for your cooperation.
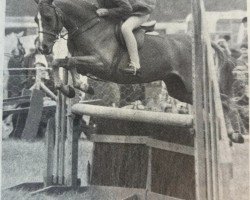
[7,47,26,97]
[237,17,248,47]
[23,37,53,88]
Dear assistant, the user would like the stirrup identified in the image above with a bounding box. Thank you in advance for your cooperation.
[120,64,141,76]
[140,20,156,32]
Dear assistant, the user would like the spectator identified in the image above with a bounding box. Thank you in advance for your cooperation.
[23,37,53,88]
[7,48,25,97]
[217,38,231,56]
[237,17,248,47]
[236,43,248,69]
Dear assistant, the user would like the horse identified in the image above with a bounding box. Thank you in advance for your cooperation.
[34,0,245,143]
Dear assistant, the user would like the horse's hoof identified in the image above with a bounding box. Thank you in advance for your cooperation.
[228,132,244,144]
[79,83,95,95]
[86,86,94,95]
[60,85,76,98]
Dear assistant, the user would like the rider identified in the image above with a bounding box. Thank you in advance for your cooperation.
[96,0,156,75]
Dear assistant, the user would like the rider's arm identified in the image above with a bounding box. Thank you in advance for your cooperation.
[106,0,133,18]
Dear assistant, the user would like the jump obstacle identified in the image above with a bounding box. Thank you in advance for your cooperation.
[7,0,234,199]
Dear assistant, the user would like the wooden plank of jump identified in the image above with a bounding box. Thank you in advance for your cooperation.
[3,95,31,103]
[3,107,30,115]
[191,0,207,199]
[65,101,79,188]
[3,105,56,115]
[203,47,213,200]
[209,83,219,200]
[64,72,79,188]
[3,99,31,107]
[54,91,62,184]
[58,69,68,185]
[90,134,194,156]
[201,1,233,199]
[22,89,44,140]
[44,117,55,187]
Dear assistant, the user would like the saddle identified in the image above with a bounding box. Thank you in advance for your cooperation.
[115,20,157,49]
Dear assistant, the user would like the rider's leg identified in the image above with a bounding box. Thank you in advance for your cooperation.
[121,15,150,73]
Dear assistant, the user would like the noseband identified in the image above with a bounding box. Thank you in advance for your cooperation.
[38,3,63,40]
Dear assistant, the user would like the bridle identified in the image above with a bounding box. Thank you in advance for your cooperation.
[38,3,64,41]
[37,2,100,41]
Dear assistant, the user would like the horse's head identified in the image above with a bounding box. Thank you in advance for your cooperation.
[34,0,97,55]
[34,0,63,54]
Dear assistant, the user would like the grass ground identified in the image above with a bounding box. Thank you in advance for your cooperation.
[1,139,94,200]
[1,137,249,200]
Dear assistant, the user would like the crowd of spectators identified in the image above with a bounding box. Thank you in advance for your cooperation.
[216,17,248,133]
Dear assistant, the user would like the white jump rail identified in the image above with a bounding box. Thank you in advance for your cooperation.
[71,104,193,128]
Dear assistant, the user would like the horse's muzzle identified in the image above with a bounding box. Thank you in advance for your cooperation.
[39,44,52,55]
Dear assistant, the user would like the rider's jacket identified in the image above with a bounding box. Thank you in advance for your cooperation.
[97,0,156,20]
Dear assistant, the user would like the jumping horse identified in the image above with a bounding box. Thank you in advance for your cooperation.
[34,0,244,143]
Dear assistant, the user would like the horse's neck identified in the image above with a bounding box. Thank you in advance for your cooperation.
[69,17,119,65]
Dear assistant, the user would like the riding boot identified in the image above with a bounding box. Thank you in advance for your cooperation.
[120,62,141,76]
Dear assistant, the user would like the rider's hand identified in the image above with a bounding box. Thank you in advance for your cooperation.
[96,8,109,17]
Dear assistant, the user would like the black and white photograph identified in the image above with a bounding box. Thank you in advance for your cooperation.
[0,0,249,199]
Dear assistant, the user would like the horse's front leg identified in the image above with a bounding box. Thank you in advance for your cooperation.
[51,59,64,89]
[52,58,76,98]
[67,56,104,95]
[69,67,94,95]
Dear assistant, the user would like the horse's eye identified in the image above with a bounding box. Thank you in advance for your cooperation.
[45,16,52,23]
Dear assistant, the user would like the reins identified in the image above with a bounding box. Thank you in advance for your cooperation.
[38,2,100,41]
